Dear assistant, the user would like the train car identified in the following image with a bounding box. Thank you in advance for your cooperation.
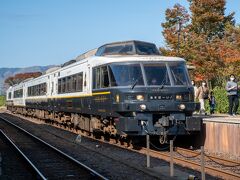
[6,82,26,113]
[6,40,202,143]
[6,86,13,108]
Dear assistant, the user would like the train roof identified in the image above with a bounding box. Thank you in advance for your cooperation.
[87,55,185,67]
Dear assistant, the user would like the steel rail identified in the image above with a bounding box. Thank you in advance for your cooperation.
[0,116,108,180]
[0,129,46,180]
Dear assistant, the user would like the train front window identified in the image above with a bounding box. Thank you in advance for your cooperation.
[135,42,160,55]
[143,63,170,86]
[168,62,190,85]
[109,64,144,87]
[102,44,134,55]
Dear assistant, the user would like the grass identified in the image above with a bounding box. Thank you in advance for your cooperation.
[0,96,6,107]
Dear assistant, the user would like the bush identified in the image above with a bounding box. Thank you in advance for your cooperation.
[0,96,5,107]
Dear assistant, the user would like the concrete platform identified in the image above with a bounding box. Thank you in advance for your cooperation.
[203,114,240,124]
[200,114,240,157]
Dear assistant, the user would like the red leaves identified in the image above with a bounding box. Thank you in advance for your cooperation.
[5,72,42,86]
[161,1,239,81]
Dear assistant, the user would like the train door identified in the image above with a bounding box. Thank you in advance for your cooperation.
[83,64,91,114]
[48,74,55,111]
[47,74,56,96]
[82,64,91,94]
[91,65,112,117]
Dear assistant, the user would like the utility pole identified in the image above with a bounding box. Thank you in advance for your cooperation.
[177,20,182,55]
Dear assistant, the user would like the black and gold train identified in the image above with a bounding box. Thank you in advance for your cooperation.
[6,40,202,143]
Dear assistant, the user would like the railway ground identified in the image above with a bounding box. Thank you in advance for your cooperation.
[0,132,37,179]
[0,117,106,179]
[0,110,220,180]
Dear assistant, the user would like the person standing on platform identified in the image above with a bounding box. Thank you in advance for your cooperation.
[226,74,239,116]
[196,80,209,115]
[209,91,216,114]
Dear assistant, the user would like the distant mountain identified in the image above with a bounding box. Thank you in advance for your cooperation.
[0,65,55,95]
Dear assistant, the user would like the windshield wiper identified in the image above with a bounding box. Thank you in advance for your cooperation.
[131,79,139,89]
[131,75,144,90]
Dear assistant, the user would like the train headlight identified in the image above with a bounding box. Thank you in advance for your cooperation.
[176,94,182,100]
[140,104,147,110]
[179,104,186,110]
[136,95,144,101]
[115,94,120,103]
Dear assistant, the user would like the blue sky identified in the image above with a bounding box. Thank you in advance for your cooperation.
[0,0,239,68]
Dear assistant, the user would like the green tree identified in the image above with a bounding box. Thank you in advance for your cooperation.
[160,4,190,57]
[189,0,235,41]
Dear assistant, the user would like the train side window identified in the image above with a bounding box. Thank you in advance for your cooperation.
[96,68,101,89]
[8,92,11,99]
[62,78,66,93]
[84,73,87,87]
[29,87,31,96]
[35,85,38,96]
[39,84,42,95]
[38,84,43,96]
[92,68,96,89]
[34,85,36,96]
[72,75,77,92]
[32,86,34,96]
[58,79,61,93]
[100,66,109,88]
[41,83,46,95]
[37,85,40,96]
[76,73,83,92]
[20,89,23,97]
[27,87,30,96]
[14,89,23,98]
[51,82,54,94]
[31,87,33,96]
[40,84,43,95]
[66,76,72,92]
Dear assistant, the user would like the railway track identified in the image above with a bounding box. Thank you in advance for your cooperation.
[2,112,240,179]
[0,116,107,180]
[0,131,37,179]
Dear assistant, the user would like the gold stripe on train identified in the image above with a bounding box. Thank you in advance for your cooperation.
[25,91,111,100]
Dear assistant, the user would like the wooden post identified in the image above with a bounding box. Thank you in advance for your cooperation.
[201,146,205,180]
[146,134,150,168]
[170,140,174,177]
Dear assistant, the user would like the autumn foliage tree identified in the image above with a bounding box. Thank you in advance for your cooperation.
[219,24,240,76]
[160,0,239,84]
[160,4,190,57]
[5,72,42,86]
